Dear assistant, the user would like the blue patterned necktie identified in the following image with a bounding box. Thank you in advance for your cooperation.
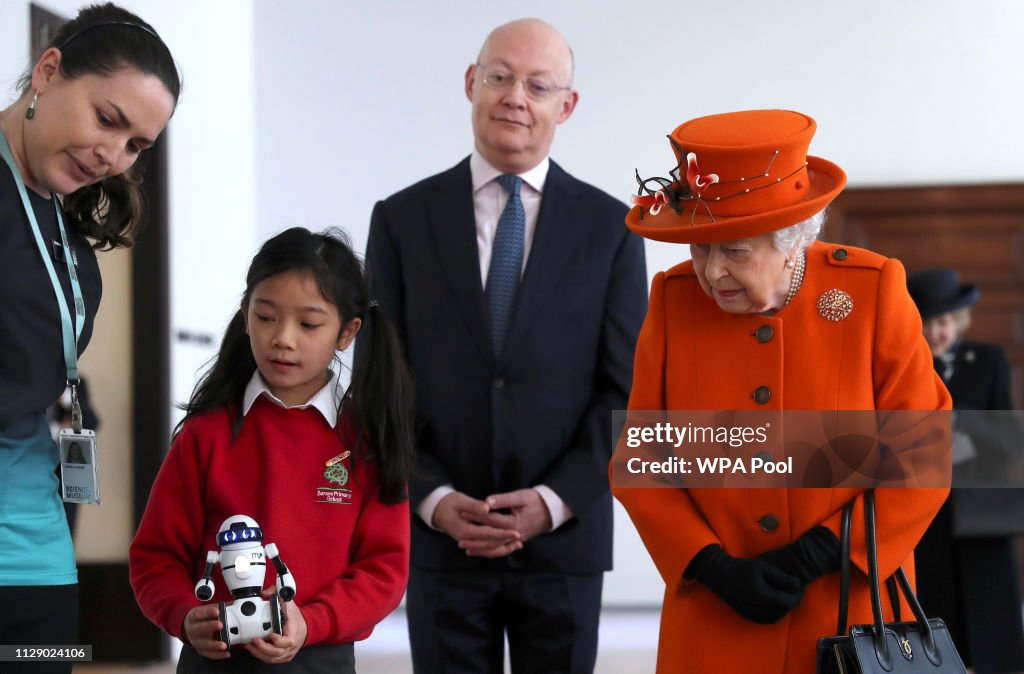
[484,174,525,357]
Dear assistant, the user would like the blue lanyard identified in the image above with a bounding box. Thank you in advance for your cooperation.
[0,129,86,386]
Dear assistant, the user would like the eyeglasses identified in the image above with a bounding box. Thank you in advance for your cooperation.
[475,63,571,101]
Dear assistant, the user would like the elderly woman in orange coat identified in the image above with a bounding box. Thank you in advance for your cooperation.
[612,109,951,674]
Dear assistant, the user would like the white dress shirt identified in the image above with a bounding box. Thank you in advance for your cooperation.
[242,369,344,426]
[416,152,572,533]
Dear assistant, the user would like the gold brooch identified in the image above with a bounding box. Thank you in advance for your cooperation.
[817,289,853,321]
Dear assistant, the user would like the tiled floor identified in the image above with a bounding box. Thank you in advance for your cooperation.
[72,610,660,673]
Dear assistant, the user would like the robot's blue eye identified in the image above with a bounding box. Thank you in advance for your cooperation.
[217,526,263,547]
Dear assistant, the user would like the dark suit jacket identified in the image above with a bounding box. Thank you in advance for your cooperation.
[942,341,1024,529]
[944,340,1012,410]
[945,341,1021,481]
[364,157,647,574]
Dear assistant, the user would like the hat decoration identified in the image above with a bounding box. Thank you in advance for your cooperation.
[631,139,717,218]
[626,110,847,244]
[633,138,804,222]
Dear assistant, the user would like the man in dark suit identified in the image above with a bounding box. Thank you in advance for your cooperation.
[364,18,647,674]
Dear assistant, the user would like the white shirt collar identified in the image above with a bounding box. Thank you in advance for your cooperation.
[242,369,344,428]
[470,150,549,196]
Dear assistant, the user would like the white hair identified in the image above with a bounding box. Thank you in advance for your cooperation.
[771,210,826,255]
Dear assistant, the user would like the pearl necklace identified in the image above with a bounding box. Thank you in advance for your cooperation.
[784,252,806,307]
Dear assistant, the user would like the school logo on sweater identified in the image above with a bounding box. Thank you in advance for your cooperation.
[317,450,353,504]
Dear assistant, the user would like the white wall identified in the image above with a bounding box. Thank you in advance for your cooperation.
[252,0,1024,284]
[149,0,260,426]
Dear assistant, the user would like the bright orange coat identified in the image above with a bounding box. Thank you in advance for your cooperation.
[613,241,951,674]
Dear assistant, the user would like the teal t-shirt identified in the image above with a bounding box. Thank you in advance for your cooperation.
[0,413,77,585]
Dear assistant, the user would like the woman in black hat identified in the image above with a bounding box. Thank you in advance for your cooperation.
[909,267,1024,674]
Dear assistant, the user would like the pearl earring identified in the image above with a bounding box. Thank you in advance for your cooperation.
[785,258,796,269]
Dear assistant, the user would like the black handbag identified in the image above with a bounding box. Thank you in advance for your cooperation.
[816,491,966,674]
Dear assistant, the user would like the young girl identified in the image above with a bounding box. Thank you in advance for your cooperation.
[130,227,414,673]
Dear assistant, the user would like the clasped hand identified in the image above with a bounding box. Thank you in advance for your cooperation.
[688,527,840,624]
[432,489,553,558]
[688,545,804,624]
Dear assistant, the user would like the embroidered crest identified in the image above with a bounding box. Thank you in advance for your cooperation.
[323,462,349,487]
[316,450,353,504]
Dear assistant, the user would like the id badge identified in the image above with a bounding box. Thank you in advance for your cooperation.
[59,428,101,504]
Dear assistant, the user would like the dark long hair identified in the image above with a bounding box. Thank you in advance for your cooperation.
[20,2,181,250]
[178,227,415,503]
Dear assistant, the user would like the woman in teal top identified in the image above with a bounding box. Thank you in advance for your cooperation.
[0,4,179,669]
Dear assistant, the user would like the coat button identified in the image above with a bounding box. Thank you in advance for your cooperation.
[753,386,771,404]
[832,248,849,261]
[755,325,774,343]
[758,514,780,532]
[493,378,505,389]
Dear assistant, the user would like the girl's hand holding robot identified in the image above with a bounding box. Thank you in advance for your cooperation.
[244,588,308,664]
[183,604,230,661]
[183,595,308,663]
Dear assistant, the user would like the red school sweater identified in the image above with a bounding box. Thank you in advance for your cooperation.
[129,396,410,645]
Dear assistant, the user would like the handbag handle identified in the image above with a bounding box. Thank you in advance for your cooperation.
[835,499,899,633]
[836,499,853,635]
[864,491,942,668]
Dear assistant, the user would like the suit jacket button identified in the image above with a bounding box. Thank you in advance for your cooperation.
[493,378,505,389]
[832,248,849,261]
[755,325,774,343]
[753,386,771,404]
[759,514,780,532]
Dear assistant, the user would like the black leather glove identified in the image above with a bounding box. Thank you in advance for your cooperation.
[758,526,841,585]
[685,544,804,624]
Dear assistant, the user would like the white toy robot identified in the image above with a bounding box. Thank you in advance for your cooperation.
[194,515,297,646]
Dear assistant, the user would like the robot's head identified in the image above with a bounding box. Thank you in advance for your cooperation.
[216,515,267,594]
[217,515,263,549]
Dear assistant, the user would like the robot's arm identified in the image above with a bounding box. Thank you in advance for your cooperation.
[194,550,219,601]
[265,543,296,601]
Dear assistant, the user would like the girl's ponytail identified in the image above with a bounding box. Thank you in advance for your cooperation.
[350,301,415,504]
[174,310,256,437]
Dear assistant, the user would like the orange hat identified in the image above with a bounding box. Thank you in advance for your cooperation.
[626,109,847,244]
